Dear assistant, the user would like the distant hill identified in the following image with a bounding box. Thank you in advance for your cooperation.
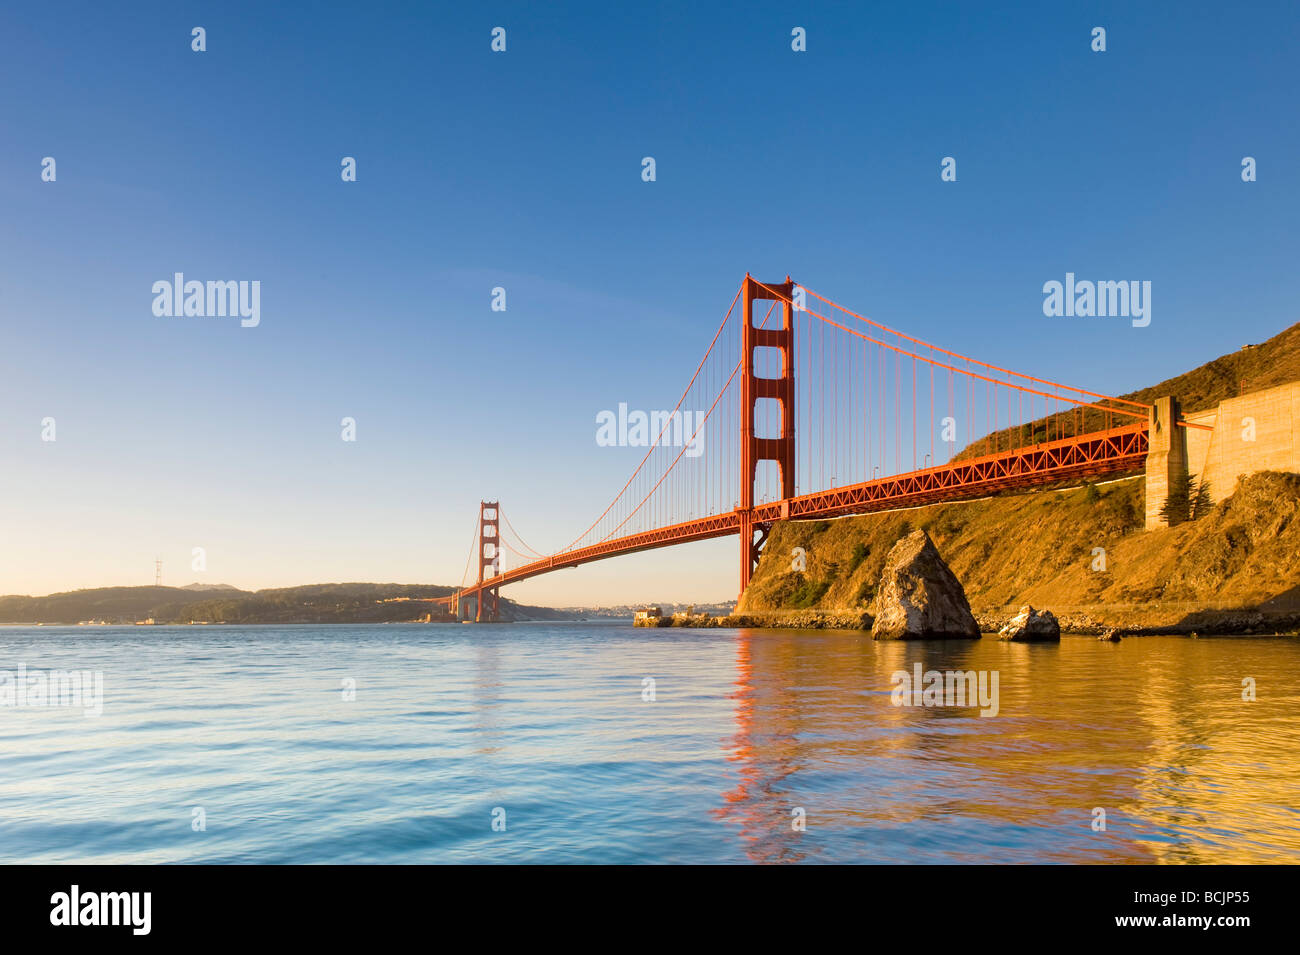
[0,583,576,625]
[0,586,235,626]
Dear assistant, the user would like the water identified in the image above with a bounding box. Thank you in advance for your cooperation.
[1,623,1297,864]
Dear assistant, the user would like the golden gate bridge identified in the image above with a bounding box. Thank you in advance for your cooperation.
[440,275,1162,621]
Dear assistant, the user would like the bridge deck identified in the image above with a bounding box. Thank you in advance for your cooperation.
[442,423,1148,605]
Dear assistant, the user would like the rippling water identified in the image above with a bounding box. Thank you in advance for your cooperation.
[1,623,1298,863]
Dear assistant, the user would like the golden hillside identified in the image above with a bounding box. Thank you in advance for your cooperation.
[737,471,1300,631]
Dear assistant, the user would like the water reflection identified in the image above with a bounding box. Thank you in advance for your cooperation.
[472,639,503,757]
[718,630,1300,863]
[1,624,1296,863]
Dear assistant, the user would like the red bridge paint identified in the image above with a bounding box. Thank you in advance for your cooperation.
[441,277,1154,620]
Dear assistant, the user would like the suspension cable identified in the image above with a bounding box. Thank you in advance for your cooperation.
[558,282,745,552]
[751,280,1148,420]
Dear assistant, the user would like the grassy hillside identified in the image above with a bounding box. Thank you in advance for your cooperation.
[737,471,1300,630]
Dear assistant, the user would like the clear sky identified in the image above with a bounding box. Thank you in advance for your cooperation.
[2,1,1297,604]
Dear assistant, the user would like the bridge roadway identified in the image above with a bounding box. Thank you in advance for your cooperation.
[439,422,1148,609]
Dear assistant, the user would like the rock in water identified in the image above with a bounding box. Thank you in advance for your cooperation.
[871,530,980,640]
[997,605,1060,641]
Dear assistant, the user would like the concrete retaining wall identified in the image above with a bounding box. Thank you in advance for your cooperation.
[1146,380,1300,526]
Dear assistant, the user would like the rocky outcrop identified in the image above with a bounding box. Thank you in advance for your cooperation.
[668,610,873,630]
[730,610,873,630]
[735,467,1300,638]
[997,605,1060,641]
[871,530,980,640]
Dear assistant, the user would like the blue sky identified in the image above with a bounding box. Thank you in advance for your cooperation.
[2,1,1297,603]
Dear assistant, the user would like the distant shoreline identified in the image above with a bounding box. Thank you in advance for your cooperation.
[0,618,632,628]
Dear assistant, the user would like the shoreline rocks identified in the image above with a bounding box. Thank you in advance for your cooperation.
[666,609,873,630]
[660,609,1300,637]
[871,530,980,640]
[998,605,1061,642]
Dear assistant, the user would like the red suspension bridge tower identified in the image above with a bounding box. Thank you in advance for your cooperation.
[739,275,796,594]
[476,500,501,623]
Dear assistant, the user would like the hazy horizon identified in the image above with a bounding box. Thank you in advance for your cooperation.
[0,576,738,607]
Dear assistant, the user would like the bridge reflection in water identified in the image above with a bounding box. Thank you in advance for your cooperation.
[712,630,1300,864]
[4,622,1294,863]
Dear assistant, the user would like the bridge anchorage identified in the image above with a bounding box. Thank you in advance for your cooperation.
[436,273,1182,621]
